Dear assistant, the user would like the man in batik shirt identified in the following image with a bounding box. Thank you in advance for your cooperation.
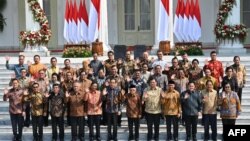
[203,51,223,90]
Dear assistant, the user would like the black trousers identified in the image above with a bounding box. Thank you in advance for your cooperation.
[32,115,43,140]
[128,117,140,139]
[10,114,24,139]
[222,119,236,135]
[238,88,242,103]
[67,104,71,126]
[51,116,64,140]
[203,114,217,140]
[165,115,179,139]
[88,115,101,139]
[71,116,85,140]
[101,101,107,125]
[24,103,30,126]
[185,115,198,139]
[145,113,161,140]
[107,113,118,139]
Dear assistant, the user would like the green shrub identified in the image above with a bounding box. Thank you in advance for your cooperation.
[62,47,92,58]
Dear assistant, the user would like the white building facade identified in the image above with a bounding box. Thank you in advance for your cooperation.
[0,0,249,50]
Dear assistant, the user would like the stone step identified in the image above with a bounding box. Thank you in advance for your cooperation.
[0,112,249,126]
[0,131,224,141]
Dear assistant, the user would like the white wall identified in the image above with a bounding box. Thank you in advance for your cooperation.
[0,0,19,49]
[107,0,118,45]
[0,0,221,49]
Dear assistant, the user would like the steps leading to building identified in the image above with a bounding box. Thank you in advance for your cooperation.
[0,56,249,140]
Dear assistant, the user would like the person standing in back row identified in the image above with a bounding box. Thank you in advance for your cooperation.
[230,56,246,103]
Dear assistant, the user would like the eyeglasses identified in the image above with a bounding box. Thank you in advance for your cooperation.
[33,86,38,88]
[225,86,230,88]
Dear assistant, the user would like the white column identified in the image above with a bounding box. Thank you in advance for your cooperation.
[151,0,160,54]
[152,0,174,54]
[218,0,245,54]
[25,0,43,31]
[98,0,111,52]
[169,0,174,47]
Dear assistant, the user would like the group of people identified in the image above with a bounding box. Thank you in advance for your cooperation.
[3,50,245,141]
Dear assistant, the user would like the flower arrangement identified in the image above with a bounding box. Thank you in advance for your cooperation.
[19,0,52,46]
[173,43,203,56]
[62,46,92,58]
[214,0,247,42]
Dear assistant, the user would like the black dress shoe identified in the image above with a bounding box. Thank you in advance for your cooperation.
[96,137,101,141]
[193,137,197,141]
[186,137,190,141]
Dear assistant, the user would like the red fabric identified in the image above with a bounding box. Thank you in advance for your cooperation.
[204,60,224,87]
[194,0,201,26]
[65,0,69,22]
[161,0,170,15]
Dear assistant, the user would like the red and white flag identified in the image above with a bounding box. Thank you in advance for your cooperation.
[63,0,70,43]
[157,0,170,42]
[178,0,185,42]
[183,0,190,42]
[68,0,74,43]
[193,0,201,41]
[72,0,79,44]
[78,0,88,43]
[188,0,195,41]
[88,0,100,42]
[174,0,182,42]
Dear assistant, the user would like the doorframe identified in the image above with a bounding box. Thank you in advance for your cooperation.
[117,0,155,46]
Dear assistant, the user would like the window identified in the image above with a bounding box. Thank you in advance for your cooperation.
[43,0,51,27]
[124,0,135,30]
[243,0,250,28]
[140,0,151,30]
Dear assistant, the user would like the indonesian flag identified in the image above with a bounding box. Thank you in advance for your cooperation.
[88,0,100,42]
[178,0,185,42]
[72,0,79,44]
[183,0,190,42]
[77,0,88,43]
[174,0,182,42]
[193,0,201,41]
[63,0,70,43]
[157,0,170,42]
[68,0,74,43]
[188,0,195,41]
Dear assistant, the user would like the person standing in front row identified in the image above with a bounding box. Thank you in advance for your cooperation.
[102,78,123,141]
[23,82,49,141]
[64,82,87,141]
[201,80,218,141]
[3,79,26,141]
[143,78,162,141]
[85,82,102,141]
[181,82,202,141]
[121,85,142,141]
[218,83,241,136]
[161,80,182,141]
[47,84,65,141]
